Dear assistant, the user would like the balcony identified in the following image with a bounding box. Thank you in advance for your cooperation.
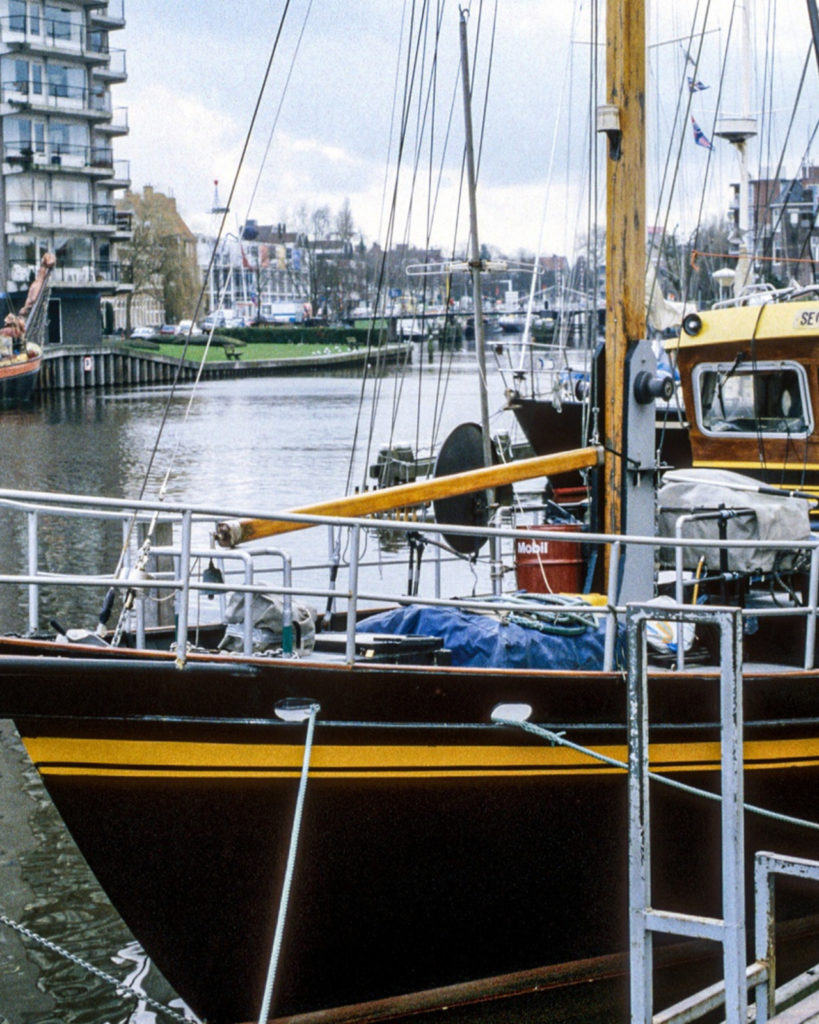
[1,14,90,59]
[90,2,126,31]
[4,141,115,174]
[103,158,130,187]
[112,209,132,240]
[6,198,116,232]
[96,105,128,135]
[9,259,128,290]
[3,80,96,117]
[91,47,126,81]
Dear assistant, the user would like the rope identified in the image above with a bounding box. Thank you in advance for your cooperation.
[0,912,197,1023]
[494,717,819,835]
[257,703,320,1024]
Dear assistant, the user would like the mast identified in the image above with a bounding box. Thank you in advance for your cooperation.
[715,1,756,294]
[602,0,646,540]
[459,9,500,593]
[458,10,492,472]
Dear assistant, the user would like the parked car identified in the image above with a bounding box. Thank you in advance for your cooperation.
[130,326,155,340]
[159,324,177,336]
[202,310,241,331]
[175,319,203,336]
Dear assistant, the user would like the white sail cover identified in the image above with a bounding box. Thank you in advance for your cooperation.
[645,265,697,332]
[657,469,812,573]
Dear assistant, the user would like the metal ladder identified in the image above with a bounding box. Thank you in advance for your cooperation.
[627,602,819,1023]
[628,603,751,1023]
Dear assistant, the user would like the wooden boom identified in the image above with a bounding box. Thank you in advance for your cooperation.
[215,445,603,547]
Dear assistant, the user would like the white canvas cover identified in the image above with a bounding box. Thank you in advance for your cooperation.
[657,468,812,573]
[219,591,317,654]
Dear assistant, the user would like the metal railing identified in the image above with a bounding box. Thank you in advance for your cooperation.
[3,141,117,169]
[0,485,816,671]
[1,80,118,118]
[6,199,115,227]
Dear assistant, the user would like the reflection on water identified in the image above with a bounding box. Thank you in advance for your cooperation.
[0,358,513,1019]
[0,722,192,1022]
[0,359,512,635]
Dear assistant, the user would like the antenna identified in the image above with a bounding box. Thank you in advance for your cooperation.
[211,179,229,215]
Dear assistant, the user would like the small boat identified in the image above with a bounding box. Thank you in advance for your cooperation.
[0,344,42,404]
[0,253,53,406]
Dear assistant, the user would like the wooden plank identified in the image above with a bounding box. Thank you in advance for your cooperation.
[215,445,603,546]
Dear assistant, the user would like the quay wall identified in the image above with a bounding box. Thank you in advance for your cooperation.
[36,343,410,393]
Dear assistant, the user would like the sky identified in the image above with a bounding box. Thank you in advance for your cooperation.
[114,1,819,259]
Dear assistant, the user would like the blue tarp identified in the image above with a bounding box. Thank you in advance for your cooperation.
[356,603,619,670]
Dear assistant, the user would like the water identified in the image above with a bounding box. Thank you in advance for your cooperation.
[0,353,525,1022]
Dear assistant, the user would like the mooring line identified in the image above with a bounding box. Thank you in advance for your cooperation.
[496,717,819,834]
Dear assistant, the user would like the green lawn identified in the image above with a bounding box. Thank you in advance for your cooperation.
[126,339,360,362]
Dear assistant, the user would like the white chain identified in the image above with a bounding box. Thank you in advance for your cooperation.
[0,913,196,1023]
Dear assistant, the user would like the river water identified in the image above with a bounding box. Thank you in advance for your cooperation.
[1,351,562,1024]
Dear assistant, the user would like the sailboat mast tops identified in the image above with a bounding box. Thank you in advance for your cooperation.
[714,116,757,145]
[405,259,527,277]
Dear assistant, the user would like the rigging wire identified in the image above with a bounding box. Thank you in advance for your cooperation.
[241,0,315,227]
[131,0,295,507]
[342,0,421,498]
[107,2,295,638]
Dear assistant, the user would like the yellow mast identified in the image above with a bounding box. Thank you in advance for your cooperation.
[603,0,646,538]
[215,446,603,546]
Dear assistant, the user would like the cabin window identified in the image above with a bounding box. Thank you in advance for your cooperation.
[694,361,812,437]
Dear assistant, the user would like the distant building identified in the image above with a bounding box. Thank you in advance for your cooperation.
[199,221,308,323]
[0,0,131,343]
[730,165,819,286]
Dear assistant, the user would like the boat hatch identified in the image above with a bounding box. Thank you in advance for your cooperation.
[692,360,812,438]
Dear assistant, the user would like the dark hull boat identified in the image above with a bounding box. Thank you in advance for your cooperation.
[4,7,819,1024]
[1,430,819,1021]
[1,634,819,1022]
[508,389,692,479]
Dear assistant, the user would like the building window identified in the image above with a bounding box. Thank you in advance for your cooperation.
[46,63,83,100]
[9,1,26,32]
[45,4,74,42]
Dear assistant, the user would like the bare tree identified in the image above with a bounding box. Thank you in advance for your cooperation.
[119,188,199,331]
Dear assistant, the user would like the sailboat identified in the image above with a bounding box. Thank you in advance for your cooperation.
[2,7,819,1024]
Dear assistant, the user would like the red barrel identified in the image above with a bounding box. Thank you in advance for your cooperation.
[514,524,583,594]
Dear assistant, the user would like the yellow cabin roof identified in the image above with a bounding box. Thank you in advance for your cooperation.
[671,300,819,350]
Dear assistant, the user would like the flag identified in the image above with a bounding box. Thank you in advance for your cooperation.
[691,117,713,150]
[687,76,708,92]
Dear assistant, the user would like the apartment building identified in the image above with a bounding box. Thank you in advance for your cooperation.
[0,0,130,344]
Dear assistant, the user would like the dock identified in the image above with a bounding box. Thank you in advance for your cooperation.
[36,342,411,393]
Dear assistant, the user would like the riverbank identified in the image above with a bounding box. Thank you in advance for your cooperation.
[36,339,412,393]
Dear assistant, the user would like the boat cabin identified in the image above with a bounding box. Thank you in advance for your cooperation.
[673,296,819,492]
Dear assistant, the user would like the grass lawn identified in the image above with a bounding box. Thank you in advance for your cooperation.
[126,339,361,362]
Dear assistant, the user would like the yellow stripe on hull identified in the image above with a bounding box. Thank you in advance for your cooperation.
[22,736,819,780]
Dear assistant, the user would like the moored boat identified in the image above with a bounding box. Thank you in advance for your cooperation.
[0,345,42,404]
[0,252,54,406]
